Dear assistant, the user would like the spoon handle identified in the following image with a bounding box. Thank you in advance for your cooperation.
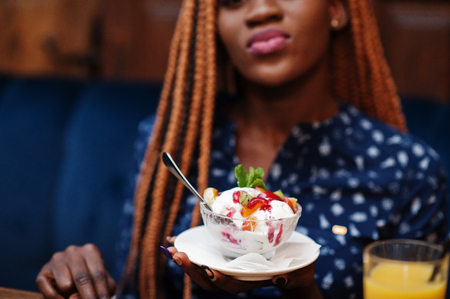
[162,152,213,211]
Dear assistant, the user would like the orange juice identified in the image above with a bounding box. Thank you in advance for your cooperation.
[364,262,447,299]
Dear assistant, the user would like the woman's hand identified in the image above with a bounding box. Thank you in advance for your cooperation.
[165,246,271,294]
[274,264,324,299]
[163,241,322,298]
[36,243,116,299]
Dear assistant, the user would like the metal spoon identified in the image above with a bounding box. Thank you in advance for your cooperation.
[162,152,213,211]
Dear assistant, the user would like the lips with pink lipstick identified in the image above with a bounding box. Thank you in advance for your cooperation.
[247,29,290,55]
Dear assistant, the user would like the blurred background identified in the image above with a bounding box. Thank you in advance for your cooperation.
[0,0,448,101]
[0,0,449,295]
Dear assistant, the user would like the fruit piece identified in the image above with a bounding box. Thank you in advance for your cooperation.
[267,225,275,243]
[232,190,240,203]
[274,189,284,199]
[221,232,240,245]
[241,197,271,217]
[237,191,252,207]
[241,203,262,218]
[283,197,298,213]
[203,187,219,205]
[246,197,269,209]
[274,224,284,246]
[255,186,282,201]
[242,216,258,231]
[226,207,236,218]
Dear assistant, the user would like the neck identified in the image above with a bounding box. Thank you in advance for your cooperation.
[231,58,338,134]
[228,58,338,173]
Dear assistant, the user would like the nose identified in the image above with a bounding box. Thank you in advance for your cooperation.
[245,0,283,28]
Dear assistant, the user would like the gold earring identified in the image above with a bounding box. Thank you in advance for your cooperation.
[331,19,339,28]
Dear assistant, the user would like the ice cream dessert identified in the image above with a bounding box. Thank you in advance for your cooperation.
[200,165,302,260]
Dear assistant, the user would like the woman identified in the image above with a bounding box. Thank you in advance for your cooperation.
[36,0,448,298]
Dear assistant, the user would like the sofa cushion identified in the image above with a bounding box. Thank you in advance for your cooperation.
[0,74,11,98]
[402,97,450,175]
[0,77,82,290]
[52,80,161,273]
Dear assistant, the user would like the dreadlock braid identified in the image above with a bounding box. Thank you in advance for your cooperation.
[194,0,218,228]
[139,0,197,296]
[182,1,218,297]
[122,0,218,297]
[122,0,408,298]
[117,0,186,294]
[332,0,407,131]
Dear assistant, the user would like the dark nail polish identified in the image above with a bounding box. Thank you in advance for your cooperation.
[159,245,173,259]
[274,277,287,287]
[200,265,214,280]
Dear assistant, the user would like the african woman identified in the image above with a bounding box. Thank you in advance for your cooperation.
[37,0,447,298]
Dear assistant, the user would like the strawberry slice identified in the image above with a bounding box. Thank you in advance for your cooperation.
[255,186,282,201]
[232,190,241,203]
[241,197,271,217]
[247,197,269,209]
[267,225,275,243]
[221,232,240,245]
[274,224,284,246]
[241,203,268,217]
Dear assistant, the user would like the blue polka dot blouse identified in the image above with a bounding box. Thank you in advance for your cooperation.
[114,101,448,299]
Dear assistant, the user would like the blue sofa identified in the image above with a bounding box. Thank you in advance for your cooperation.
[0,75,161,291]
[0,75,449,292]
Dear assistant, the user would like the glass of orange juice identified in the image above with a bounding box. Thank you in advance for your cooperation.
[363,239,449,299]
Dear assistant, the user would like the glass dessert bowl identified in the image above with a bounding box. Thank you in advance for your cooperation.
[200,201,302,261]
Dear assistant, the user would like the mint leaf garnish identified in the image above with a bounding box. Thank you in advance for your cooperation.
[235,164,248,188]
[234,164,266,190]
[250,178,265,189]
[254,168,264,180]
[247,167,255,187]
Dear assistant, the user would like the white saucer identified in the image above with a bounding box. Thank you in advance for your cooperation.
[174,225,320,281]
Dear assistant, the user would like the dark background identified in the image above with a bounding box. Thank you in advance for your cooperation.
[0,0,449,102]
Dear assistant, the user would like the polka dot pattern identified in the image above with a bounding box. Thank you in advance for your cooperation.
[115,103,447,299]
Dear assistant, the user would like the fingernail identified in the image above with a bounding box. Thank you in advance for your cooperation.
[166,236,172,243]
[273,277,287,287]
[159,245,173,259]
[201,265,214,280]
[173,257,183,266]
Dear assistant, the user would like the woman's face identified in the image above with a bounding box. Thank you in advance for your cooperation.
[217,0,340,87]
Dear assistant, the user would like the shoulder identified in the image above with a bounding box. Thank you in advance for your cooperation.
[137,114,156,136]
[130,114,157,166]
[135,114,156,145]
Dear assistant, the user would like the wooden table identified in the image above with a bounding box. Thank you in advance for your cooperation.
[0,287,43,299]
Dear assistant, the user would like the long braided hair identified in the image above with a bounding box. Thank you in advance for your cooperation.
[123,0,407,298]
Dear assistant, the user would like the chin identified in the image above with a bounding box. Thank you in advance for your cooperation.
[238,71,288,87]
[252,75,297,89]
[239,64,301,88]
